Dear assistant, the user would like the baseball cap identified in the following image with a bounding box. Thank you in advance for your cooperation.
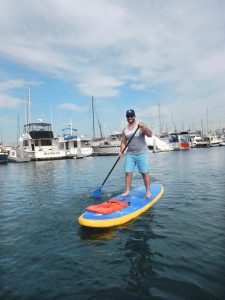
[126,109,135,117]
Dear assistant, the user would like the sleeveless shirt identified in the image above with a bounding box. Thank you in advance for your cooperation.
[125,123,149,154]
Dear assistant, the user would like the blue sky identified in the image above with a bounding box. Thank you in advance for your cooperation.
[0,0,225,144]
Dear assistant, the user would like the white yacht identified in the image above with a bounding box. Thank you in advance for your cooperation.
[8,145,30,163]
[203,134,221,147]
[20,120,67,161]
[158,132,190,150]
[56,127,93,158]
[145,134,173,152]
[91,132,121,156]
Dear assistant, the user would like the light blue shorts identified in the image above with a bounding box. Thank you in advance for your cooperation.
[124,153,150,173]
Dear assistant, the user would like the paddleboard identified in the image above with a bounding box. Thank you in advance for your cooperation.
[78,183,164,228]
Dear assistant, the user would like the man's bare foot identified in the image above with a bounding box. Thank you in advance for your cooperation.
[146,191,152,199]
[121,191,129,197]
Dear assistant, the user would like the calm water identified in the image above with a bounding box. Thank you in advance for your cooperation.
[1,147,225,300]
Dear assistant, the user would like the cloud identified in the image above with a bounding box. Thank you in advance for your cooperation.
[59,103,87,112]
[0,79,42,109]
[76,71,124,97]
[0,79,41,91]
[0,93,24,108]
[0,0,127,92]
[0,0,225,124]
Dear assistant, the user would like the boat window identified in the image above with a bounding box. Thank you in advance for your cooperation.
[41,140,52,146]
[23,140,29,146]
[81,141,88,146]
[58,143,64,150]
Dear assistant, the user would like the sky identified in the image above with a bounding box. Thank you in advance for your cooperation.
[0,0,225,144]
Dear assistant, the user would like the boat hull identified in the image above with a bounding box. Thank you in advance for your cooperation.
[0,153,8,164]
[91,145,120,156]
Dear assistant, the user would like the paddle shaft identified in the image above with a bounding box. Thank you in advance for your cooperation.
[100,125,139,188]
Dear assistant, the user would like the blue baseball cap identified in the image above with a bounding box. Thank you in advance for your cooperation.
[126,109,135,117]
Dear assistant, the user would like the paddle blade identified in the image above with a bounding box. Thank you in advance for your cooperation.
[92,187,102,197]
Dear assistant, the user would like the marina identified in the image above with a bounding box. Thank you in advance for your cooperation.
[2,93,225,160]
[2,120,225,162]
[1,2,225,299]
[1,146,225,299]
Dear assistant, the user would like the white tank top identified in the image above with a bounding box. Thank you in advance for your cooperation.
[125,123,148,154]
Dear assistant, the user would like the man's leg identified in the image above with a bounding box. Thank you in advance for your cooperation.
[137,154,151,198]
[141,172,151,199]
[122,154,135,196]
[121,172,132,197]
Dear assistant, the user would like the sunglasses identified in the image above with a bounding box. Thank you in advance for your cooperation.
[126,115,135,118]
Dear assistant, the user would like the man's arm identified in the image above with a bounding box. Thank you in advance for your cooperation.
[119,129,126,156]
[138,122,153,137]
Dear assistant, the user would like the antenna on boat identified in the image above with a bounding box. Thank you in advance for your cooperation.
[69,118,72,136]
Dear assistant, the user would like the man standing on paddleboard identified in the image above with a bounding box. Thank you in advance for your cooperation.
[119,109,153,199]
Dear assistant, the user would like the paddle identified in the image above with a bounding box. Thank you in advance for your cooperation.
[92,125,139,197]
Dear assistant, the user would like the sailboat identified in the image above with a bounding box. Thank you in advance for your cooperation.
[8,117,30,162]
[90,96,122,156]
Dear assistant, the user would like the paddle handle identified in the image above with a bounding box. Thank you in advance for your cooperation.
[101,125,139,188]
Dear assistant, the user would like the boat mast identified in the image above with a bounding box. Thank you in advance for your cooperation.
[25,93,28,132]
[206,106,209,134]
[28,87,31,124]
[50,100,53,131]
[92,96,95,140]
[201,118,204,137]
[96,114,103,139]
[17,115,20,145]
[158,103,162,135]
[25,87,31,132]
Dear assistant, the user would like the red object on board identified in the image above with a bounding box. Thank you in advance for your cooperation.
[86,199,129,215]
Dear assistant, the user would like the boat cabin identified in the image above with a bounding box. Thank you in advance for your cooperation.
[23,122,54,148]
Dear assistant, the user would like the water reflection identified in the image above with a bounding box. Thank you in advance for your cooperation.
[123,215,159,298]
[79,227,116,241]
